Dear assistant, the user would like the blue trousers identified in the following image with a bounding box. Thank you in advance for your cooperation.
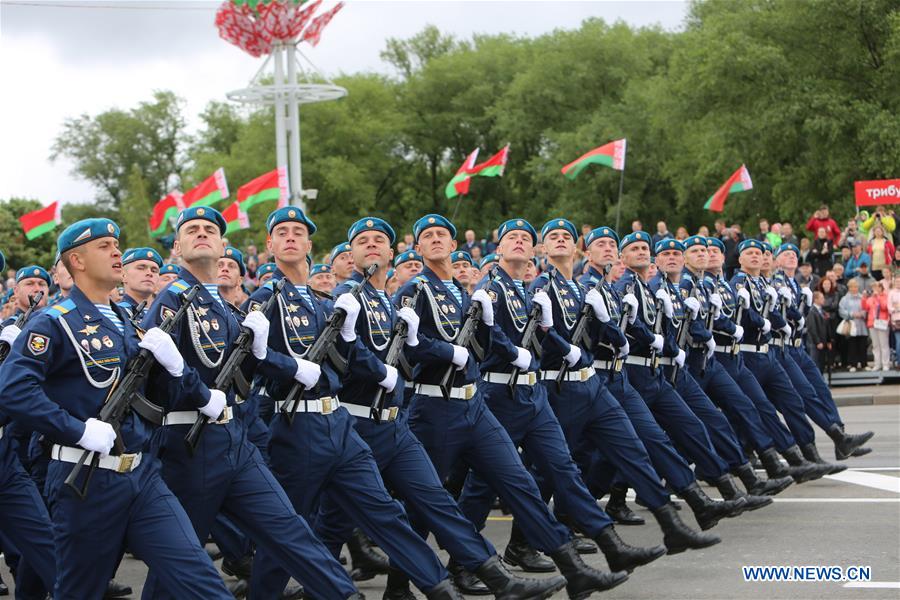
[144,420,355,600]
[408,390,571,553]
[741,351,815,447]
[209,513,252,564]
[785,347,842,431]
[251,408,446,598]
[315,409,496,573]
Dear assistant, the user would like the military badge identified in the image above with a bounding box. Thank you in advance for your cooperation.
[78,324,100,336]
[248,301,261,312]
[91,338,102,351]
[401,296,414,308]
[202,320,211,332]
[196,306,209,317]
[80,339,90,352]
[102,336,114,348]
[287,303,299,313]
[211,319,220,331]
[160,306,176,321]
[442,305,450,314]
[300,316,309,327]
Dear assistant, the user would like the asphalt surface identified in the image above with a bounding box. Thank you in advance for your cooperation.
[3,403,898,600]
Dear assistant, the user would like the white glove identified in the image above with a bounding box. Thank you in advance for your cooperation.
[451,344,469,370]
[397,307,420,347]
[762,319,771,334]
[706,337,716,359]
[737,288,751,309]
[379,364,398,392]
[765,286,778,304]
[335,294,361,342]
[532,290,554,328]
[733,325,744,342]
[683,297,701,319]
[778,286,793,302]
[0,324,21,346]
[293,357,321,388]
[622,293,639,324]
[674,349,686,368]
[709,293,723,317]
[242,310,270,360]
[471,289,494,326]
[138,327,184,377]
[650,334,664,352]
[655,288,674,318]
[781,323,793,337]
[801,287,813,306]
[797,316,805,331]
[199,389,227,420]
[564,344,582,367]
[585,289,610,323]
[617,340,630,357]
[77,418,116,456]
[512,347,532,370]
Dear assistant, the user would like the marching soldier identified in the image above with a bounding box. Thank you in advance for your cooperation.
[450,250,476,293]
[330,241,355,284]
[51,256,75,304]
[156,263,181,291]
[257,262,277,286]
[309,263,337,295]
[2,266,50,327]
[119,247,163,320]
[393,250,424,286]
[218,247,249,308]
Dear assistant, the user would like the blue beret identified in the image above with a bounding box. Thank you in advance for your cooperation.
[330,242,352,263]
[498,218,537,245]
[222,246,246,277]
[160,263,181,275]
[386,268,395,279]
[682,236,707,250]
[451,251,475,266]
[585,226,620,248]
[266,206,317,236]
[310,263,331,276]
[774,243,800,258]
[738,239,765,254]
[16,265,51,285]
[480,253,499,269]
[257,262,276,277]
[706,237,726,252]
[394,250,423,267]
[122,247,163,268]
[0,249,4,273]
[655,238,685,254]
[57,218,119,255]
[347,217,396,245]
[619,231,652,253]
[761,241,773,254]
[175,206,226,235]
[413,214,456,242]
[540,218,578,242]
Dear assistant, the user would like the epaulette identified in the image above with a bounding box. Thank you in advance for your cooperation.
[44,298,76,319]
[262,280,275,290]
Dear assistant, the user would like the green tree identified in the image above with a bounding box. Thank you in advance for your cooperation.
[119,164,155,250]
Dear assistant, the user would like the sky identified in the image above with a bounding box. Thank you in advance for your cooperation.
[0,0,688,205]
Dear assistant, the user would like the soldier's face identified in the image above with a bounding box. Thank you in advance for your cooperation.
[76,236,123,291]
[497,230,534,263]
[123,259,160,296]
[524,260,538,282]
[656,249,683,275]
[543,230,575,260]
[176,221,224,264]
[53,261,74,292]
[621,242,651,269]
[684,246,708,271]
[268,222,312,265]
[395,261,422,284]
[309,273,336,293]
[157,273,179,290]
[415,227,456,262]
[350,231,392,272]
[761,252,773,271]
[778,251,798,270]
[739,248,762,271]
[706,247,724,271]
[216,258,242,288]
[15,277,49,311]
[588,238,618,267]
[452,261,472,284]
[331,252,355,280]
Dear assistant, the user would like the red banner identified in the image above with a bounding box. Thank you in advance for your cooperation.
[854,178,900,207]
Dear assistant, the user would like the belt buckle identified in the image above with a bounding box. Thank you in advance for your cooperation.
[614,358,623,372]
[321,397,333,415]
[388,406,399,421]
[527,371,537,386]
[116,454,136,473]
[214,406,232,425]
[580,368,590,382]
[463,385,475,400]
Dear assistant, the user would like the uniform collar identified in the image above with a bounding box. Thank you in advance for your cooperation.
[421,266,465,306]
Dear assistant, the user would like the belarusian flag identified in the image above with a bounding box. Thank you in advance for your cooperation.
[237,167,288,211]
[444,149,479,199]
[704,165,753,212]
[561,139,627,179]
[222,201,250,235]
[149,191,184,237]
[184,168,229,207]
[471,144,510,178]
[19,201,62,241]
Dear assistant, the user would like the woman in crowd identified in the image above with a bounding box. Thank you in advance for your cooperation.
[866,224,895,281]
[818,277,842,369]
[890,274,900,369]
[809,226,834,277]
[838,278,869,372]
[861,280,891,371]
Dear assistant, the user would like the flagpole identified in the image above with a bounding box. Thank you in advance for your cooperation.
[614,167,625,234]
[450,192,466,223]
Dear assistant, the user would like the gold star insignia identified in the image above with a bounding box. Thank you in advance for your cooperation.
[196,306,209,317]
[78,324,100,336]
[286,304,299,313]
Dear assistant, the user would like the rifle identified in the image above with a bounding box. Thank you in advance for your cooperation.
[668,284,699,384]
[556,267,601,390]
[509,294,543,394]
[129,300,147,328]
[65,285,200,499]
[651,272,668,363]
[369,283,423,422]
[0,291,44,364]
[184,278,287,453]
[280,265,378,424]
[436,265,498,400]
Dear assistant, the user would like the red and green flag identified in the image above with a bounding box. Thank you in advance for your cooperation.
[471,144,510,178]
[222,201,250,235]
[704,165,753,212]
[237,167,288,211]
[184,168,229,207]
[444,149,479,199]
[561,139,627,180]
[148,191,184,237]
[19,201,62,241]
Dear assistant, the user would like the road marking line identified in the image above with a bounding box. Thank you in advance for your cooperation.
[843,582,900,589]
[844,467,900,472]
[824,471,900,494]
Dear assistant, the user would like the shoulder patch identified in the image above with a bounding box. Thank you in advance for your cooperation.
[27,332,50,356]
[401,295,415,308]
[160,305,176,321]
[344,280,360,290]
[44,299,75,319]
[414,275,428,284]
[167,279,189,294]
[247,300,262,312]
[263,280,275,290]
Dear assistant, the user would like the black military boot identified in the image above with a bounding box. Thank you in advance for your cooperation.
[447,558,490,595]
[548,541,629,600]
[474,555,567,600]
[424,578,464,600]
[502,524,556,573]
[593,525,666,573]
[104,579,133,598]
[714,474,772,511]
[348,528,390,581]
[651,503,721,554]
[678,482,747,530]
[383,569,415,600]
[227,579,249,599]
[759,447,816,483]
[801,443,847,474]
[733,461,793,496]
[605,485,645,525]
[782,445,832,481]
[222,555,254,580]
[281,583,306,599]
[826,424,875,460]
[553,511,598,554]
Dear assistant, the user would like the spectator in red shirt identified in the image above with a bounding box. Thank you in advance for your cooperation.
[806,204,842,243]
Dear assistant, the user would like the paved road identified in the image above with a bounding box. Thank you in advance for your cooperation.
[3,404,898,599]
